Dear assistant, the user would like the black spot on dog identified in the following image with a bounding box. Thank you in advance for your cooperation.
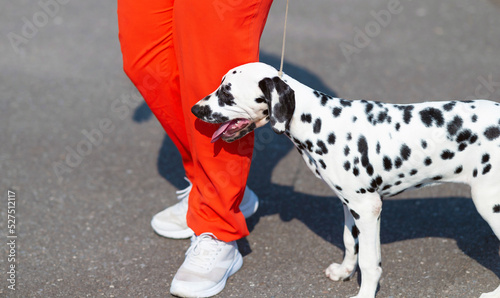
[447,116,463,136]
[328,133,336,145]
[366,165,374,176]
[383,156,392,171]
[403,106,414,124]
[376,142,381,155]
[365,103,374,113]
[473,169,478,177]
[482,154,490,164]
[469,134,478,144]
[483,164,492,175]
[382,185,392,191]
[394,157,403,169]
[457,129,472,143]
[378,111,388,123]
[420,107,444,127]
[347,133,352,141]
[354,243,359,255]
[332,107,342,117]
[472,114,478,122]
[313,118,322,134]
[301,113,312,123]
[344,145,350,156]
[484,126,500,140]
[395,123,401,131]
[319,159,327,169]
[305,140,314,152]
[424,157,432,166]
[441,150,455,160]
[353,167,360,176]
[215,86,236,107]
[421,140,428,149]
[395,181,402,186]
[316,140,328,155]
[410,169,418,176]
[458,143,467,151]
[344,161,351,171]
[455,166,463,174]
[353,116,358,122]
[321,95,330,106]
[433,176,443,181]
[340,99,352,107]
[493,205,500,213]
[335,185,343,191]
[350,209,360,220]
[352,225,360,238]
[443,101,456,111]
[400,144,411,161]
[357,136,369,166]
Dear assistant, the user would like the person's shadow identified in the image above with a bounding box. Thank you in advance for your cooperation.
[132,52,500,281]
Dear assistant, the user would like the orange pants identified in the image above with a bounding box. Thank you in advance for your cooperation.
[117,0,272,242]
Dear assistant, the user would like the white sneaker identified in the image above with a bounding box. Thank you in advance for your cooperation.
[170,233,243,297]
[151,178,259,239]
[151,178,194,239]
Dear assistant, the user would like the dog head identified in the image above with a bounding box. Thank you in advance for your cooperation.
[191,62,295,143]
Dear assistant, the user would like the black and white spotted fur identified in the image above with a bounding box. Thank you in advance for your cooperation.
[191,62,500,298]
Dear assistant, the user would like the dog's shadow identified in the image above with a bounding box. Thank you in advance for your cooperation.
[132,54,500,280]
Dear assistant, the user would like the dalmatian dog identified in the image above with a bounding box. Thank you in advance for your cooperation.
[191,62,500,298]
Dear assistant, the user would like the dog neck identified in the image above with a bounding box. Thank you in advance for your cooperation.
[281,74,338,138]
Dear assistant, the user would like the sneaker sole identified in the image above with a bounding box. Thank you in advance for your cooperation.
[170,250,243,298]
[151,219,194,239]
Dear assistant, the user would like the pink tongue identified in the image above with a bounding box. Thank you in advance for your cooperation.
[211,121,233,143]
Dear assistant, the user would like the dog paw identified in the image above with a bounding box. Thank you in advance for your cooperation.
[325,263,355,281]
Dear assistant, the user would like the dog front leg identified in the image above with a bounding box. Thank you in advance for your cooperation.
[326,203,358,281]
[350,194,383,298]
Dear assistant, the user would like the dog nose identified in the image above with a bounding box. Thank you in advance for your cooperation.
[191,104,202,117]
[191,104,211,119]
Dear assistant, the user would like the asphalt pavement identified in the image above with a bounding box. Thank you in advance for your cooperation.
[2,0,500,297]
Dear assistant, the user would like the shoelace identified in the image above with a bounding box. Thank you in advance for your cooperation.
[185,233,221,272]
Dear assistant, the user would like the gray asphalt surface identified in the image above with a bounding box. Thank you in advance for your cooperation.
[2,0,500,297]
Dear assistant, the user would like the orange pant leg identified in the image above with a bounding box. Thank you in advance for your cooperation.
[118,0,273,243]
[117,0,196,182]
[173,0,273,242]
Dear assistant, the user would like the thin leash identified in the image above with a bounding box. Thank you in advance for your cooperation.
[278,0,290,78]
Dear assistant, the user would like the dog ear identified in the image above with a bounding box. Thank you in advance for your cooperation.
[258,76,295,134]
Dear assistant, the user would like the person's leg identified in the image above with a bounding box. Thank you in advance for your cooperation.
[117,0,195,182]
[170,1,273,296]
[118,0,263,241]
[173,0,273,243]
